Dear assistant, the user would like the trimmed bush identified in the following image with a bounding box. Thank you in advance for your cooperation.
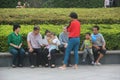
[0,24,120,52]
[0,8,119,25]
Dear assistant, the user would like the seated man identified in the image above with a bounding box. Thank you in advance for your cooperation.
[91,26,106,65]
[27,26,43,68]
[59,27,72,67]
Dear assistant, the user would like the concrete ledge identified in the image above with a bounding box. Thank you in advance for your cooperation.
[0,50,120,56]
[0,50,120,67]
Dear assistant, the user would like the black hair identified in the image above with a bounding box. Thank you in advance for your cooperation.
[13,24,21,31]
[69,12,78,19]
[93,26,100,31]
[51,32,56,36]
[33,25,40,31]
[45,29,51,35]
[86,32,91,36]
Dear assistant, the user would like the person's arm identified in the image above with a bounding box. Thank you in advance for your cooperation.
[101,34,106,50]
[67,21,74,32]
[89,40,92,48]
[8,34,19,48]
[38,34,43,46]
[80,41,85,50]
[27,33,33,52]
[59,33,65,45]
[18,35,23,48]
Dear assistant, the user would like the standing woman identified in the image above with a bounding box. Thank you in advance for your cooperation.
[8,24,25,68]
[59,12,81,69]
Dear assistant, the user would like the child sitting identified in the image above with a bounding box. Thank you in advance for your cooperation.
[80,32,94,65]
[47,32,60,60]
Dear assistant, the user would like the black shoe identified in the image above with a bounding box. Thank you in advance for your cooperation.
[19,64,23,67]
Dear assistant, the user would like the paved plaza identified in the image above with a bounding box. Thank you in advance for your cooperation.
[0,64,120,80]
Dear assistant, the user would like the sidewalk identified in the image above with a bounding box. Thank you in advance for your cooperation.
[0,64,120,80]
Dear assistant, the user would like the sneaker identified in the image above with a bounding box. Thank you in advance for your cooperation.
[51,64,56,68]
[12,64,16,68]
[30,65,35,68]
[94,62,101,66]
[45,64,49,67]
[91,61,95,65]
[82,60,86,64]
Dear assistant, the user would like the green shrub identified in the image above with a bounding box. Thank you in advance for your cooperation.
[0,8,119,25]
[0,24,120,52]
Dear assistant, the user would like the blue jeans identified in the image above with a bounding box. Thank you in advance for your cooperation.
[64,37,80,64]
[9,48,25,66]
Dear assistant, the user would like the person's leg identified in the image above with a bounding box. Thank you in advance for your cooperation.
[96,54,103,63]
[82,49,88,62]
[18,48,25,66]
[95,47,106,64]
[68,53,72,66]
[87,49,94,64]
[87,49,94,61]
[92,47,99,62]
[35,48,42,66]
[62,48,71,66]
[63,39,74,65]
[73,38,80,69]
[9,48,19,67]
[42,48,49,66]
[50,49,57,68]
[29,49,36,67]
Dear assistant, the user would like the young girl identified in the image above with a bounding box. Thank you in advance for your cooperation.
[47,33,60,59]
[80,32,94,65]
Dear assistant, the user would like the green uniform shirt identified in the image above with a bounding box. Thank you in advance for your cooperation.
[8,32,22,49]
[81,39,92,49]
[84,40,92,48]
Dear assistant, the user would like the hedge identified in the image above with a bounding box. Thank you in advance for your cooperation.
[0,24,120,52]
[0,8,120,25]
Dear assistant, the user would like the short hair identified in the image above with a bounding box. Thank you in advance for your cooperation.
[13,24,21,31]
[45,29,51,35]
[33,25,40,31]
[69,12,78,19]
[51,32,56,36]
[93,26,100,31]
[86,32,91,36]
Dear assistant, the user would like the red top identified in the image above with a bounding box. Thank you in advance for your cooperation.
[67,19,81,38]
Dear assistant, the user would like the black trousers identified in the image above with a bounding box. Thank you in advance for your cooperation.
[29,48,42,66]
[50,49,57,65]
[41,48,49,65]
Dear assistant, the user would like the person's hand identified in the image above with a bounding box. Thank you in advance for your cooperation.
[29,48,33,52]
[80,48,83,51]
[64,43,68,48]
[102,46,106,50]
[18,45,21,49]
[95,46,100,50]
[14,45,19,49]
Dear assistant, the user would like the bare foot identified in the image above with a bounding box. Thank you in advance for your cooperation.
[73,64,78,69]
[59,65,66,70]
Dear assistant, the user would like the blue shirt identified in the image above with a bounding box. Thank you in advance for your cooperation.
[91,33,105,46]
[59,32,68,44]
